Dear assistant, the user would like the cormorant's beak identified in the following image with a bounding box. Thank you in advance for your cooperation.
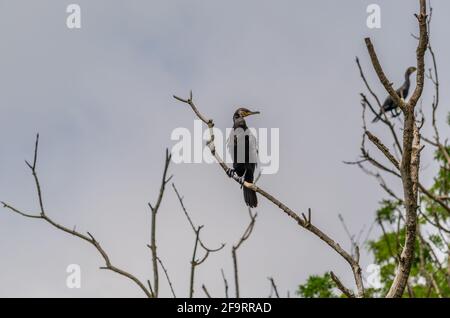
[244,111,260,117]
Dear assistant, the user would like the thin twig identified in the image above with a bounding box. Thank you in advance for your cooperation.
[172,183,225,252]
[268,277,280,298]
[2,134,152,298]
[148,148,172,297]
[221,269,229,298]
[330,271,355,298]
[202,284,212,298]
[189,226,201,298]
[172,182,224,298]
[157,256,177,298]
[233,208,257,298]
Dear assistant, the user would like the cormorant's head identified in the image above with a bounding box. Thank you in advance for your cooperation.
[233,108,260,119]
[406,66,417,76]
[233,107,260,128]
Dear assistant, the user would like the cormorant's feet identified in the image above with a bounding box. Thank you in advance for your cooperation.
[226,168,245,188]
[237,176,245,188]
[226,168,236,178]
[238,169,247,189]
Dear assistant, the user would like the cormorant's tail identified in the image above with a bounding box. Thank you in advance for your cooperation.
[243,169,257,208]
[243,187,257,208]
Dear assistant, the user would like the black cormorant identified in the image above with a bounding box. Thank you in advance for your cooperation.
[226,108,260,208]
[372,66,417,122]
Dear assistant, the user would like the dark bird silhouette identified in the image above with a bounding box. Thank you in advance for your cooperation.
[372,66,417,122]
[227,108,260,208]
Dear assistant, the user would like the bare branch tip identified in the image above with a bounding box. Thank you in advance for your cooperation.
[25,160,33,170]
[87,231,96,242]
[165,175,174,184]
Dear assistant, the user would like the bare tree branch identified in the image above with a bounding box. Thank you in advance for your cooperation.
[268,277,280,298]
[355,57,382,109]
[330,271,355,298]
[356,59,403,153]
[221,269,229,298]
[418,184,450,215]
[189,225,202,298]
[202,284,212,298]
[148,148,172,297]
[338,214,366,260]
[172,183,225,253]
[357,163,402,201]
[362,131,450,214]
[364,38,406,112]
[233,208,257,298]
[418,209,450,234]
[173,92,365,297]
[2,134,152,298]
[157,256,176,298]
[366,131,400,169]
[420,1,450,173]
[172,182,224,298]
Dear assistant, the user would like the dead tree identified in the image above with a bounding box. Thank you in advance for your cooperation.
[350,0,448,297]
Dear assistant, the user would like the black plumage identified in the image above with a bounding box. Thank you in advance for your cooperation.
[227,108,260,208]
[373,66,417,122]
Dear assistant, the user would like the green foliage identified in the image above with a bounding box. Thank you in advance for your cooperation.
[422,148,450,219]
[376,200,401,224]
[368,228,402,264]
[428,234,444,250]
[297,273,337,298]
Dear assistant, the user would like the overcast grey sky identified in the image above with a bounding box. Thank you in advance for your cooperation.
[0,0,449,297]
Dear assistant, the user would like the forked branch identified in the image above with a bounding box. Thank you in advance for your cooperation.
[1,134,152,298]
[233,208,257,298]
[148,149,172,297]
[172,182,225,297]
